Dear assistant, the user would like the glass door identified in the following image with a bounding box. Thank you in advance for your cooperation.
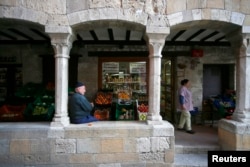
[160,58,176,123]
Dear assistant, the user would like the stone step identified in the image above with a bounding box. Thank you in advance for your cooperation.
[174,153,208,167]
[175,145,220,154]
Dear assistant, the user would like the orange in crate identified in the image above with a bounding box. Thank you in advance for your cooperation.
[94,109,109,120]
[95,92,112,105]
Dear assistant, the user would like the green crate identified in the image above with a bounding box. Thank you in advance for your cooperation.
[115,103,135,120]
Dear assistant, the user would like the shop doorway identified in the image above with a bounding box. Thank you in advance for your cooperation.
[203,64,235,99]
[160,57,176,123]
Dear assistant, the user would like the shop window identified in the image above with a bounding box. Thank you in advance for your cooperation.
[96,57,149,121]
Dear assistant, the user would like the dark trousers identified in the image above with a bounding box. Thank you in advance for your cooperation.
[71,115,98,124]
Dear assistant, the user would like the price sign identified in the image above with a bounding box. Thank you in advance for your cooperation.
[130,62,146,73]
[102,62,119,73]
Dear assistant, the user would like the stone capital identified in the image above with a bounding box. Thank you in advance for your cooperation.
[145,26,170,57]
[146,26,170,43]
[242,27,250,49]
[242,34,250,49]
[46,26,75,57]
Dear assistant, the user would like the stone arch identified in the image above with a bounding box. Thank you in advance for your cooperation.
[165,8,245,46]
[166,9,245,28]
[67,8,168,29]
[71,20,146,36]
[0,5,48,26]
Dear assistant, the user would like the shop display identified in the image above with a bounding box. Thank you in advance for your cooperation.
[0,66,22,105]
[24,93,55,121]
[94,109,109,120]
[0,104,26,121]
[99,60,149,121]
[94,91,113,121]
[104,73,147,94]
[115,101,135,120]
[137,103,148,121]
[95,92,112,105]
[210,94,235,119]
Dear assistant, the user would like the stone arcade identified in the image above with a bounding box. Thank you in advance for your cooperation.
[0,0,250,166]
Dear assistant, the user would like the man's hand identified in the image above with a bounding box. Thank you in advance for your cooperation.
[90,102,94,107]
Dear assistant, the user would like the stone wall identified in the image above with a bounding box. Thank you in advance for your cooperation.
[1,0,250,28]
[72,47,99,100]
[218,119,250,150]
[0,121,175,167]
[0,44,53,84]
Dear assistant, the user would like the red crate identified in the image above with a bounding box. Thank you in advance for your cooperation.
[0,104,26,121]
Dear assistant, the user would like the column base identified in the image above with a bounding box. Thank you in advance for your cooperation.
[50,116,70,127]
[232,111,250,123]
[147,114,163,125]
[218,119,250,150]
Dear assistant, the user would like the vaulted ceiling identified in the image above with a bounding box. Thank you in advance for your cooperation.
[0,19,241,47]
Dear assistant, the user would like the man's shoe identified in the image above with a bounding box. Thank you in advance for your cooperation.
[177,128,185,131]
[186,130,195,134]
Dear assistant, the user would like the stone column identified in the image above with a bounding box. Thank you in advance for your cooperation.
[218,27,250,150]
[145,26,170,124]
[46,26,75,127]
[233,29,250,123]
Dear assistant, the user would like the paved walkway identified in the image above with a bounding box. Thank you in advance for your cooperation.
[175,124,218,146]
[174,124,219,167]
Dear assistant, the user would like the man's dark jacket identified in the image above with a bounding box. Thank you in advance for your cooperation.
[69,92,93,121]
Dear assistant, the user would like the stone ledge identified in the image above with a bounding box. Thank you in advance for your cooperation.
[218,119,250,150]
[218,119,250,134]
[0,121,174,165]
[64,121,174,139]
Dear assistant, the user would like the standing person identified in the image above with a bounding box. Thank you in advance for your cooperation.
[177,79,195,134]
[69,82,98,124]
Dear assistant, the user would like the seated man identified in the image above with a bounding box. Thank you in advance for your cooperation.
[69,82,98,124]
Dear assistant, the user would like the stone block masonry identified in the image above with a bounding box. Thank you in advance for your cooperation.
[0,121,174,166]
[218,119,250,150]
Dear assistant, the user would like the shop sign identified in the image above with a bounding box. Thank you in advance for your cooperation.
[130,62,146,73]
[102,62,119,73]
[191,49,203,57]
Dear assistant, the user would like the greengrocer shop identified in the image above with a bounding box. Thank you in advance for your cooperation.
[1,1,250,166]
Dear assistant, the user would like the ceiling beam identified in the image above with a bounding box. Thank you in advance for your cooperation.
[74,40,230,46]
[171,30,186,41]
[89,30,98,41]
[215,35,225,42]
[107,28,114,41]
[76,34,83,41]
[0,40,231,46]
[201,31,219,42]
[186,29,206,41]
[88,51,191,57]
[8,28,34,40]
[0,40,50,45]
[126,30,131,41]
[30,28,50,40]
[0,30,17,40]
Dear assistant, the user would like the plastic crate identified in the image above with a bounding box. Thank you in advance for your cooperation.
[0,104,26,121]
